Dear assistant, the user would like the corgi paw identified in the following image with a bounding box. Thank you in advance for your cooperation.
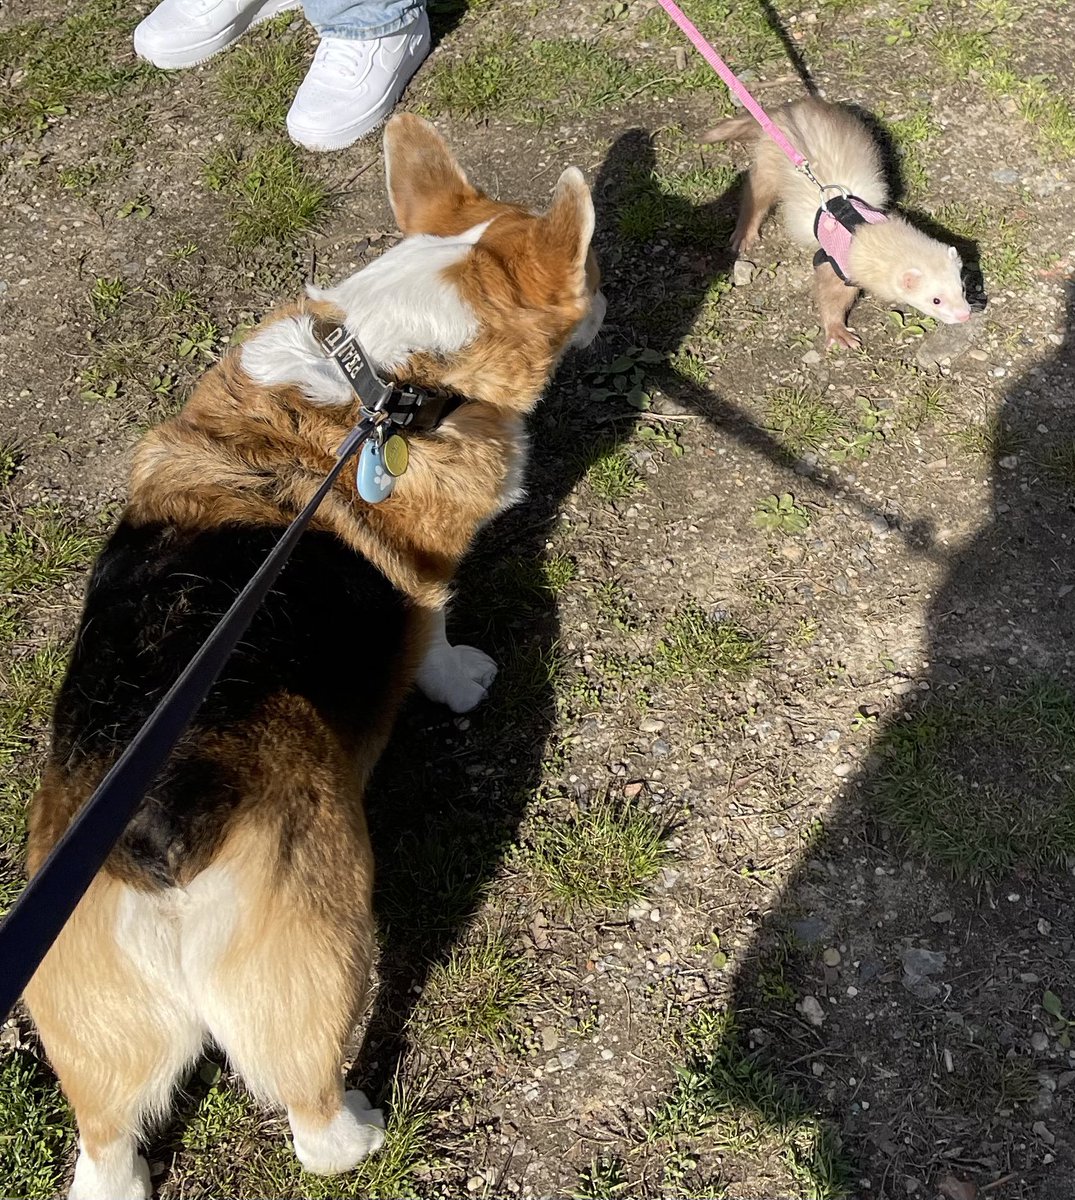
[417,642,498,713]
[291,1091,385,1176]
[69,1144,150,1200]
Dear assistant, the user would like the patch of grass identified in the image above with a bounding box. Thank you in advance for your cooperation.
[649,1009,851,1200]
[0,508,99,597]
[424,37,722,124]
[218,35,306,132]
[0,642,70,769]
[1,1,155,137]
[204,144,329,247]
[928,199,1029,289]
[933,29,1075,160]
[949,413,1019,459]
[638,0,783,67]
[584,446,645,501]
[884,103,940,200]
[572,1156,629,1198]
[177,1074,433,1199]
[419,931,533,1047]
[593,580,641,632]
[0,442,24,486]
[655,603,762,682]
[0,1050,74,1198]
[1041,439,1075,489]
[869,679,1075,877]
[617,160,737,245]
[897,379,950,433]
[495,638,562,723]
[765,387,844,455]
[530,795,669,910]
[89,275,128,319]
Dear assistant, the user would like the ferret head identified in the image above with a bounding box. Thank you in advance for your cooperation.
[849,222,972,326]
[898,243,971,324]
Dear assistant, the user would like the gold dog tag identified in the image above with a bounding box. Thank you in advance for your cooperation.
[382,433,409,478]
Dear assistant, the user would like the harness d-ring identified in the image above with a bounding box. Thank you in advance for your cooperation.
[818,183,851,212]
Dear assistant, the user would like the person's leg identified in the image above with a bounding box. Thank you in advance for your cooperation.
[303,0,423,39]
[286,0,430,152]
[134,0,300,71]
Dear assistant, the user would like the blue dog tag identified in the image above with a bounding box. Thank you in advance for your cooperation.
[356,436,396,504]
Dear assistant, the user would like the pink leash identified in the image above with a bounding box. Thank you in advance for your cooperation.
[654,0,815,178]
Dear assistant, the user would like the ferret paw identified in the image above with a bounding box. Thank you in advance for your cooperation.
[729,232,758,255]
[825,325,861,351]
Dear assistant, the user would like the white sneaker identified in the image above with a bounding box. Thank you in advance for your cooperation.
[286,11,431,152]
[134,0,300,70]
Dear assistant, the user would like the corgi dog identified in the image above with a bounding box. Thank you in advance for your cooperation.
[23,114,604,1200]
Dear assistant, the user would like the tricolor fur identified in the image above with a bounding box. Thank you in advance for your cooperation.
[703,97,971,348]
[23,114,604,1200]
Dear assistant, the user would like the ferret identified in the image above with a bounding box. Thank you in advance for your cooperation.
[702,97,972,348]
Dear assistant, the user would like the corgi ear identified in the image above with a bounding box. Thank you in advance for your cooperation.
[901,267,923,292]
[383,113,481,235]
[541,167,595,283]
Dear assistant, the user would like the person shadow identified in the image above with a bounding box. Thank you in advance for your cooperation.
[722,280,1075,1197]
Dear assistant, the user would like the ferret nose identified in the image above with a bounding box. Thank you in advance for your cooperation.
[956,310,971,323]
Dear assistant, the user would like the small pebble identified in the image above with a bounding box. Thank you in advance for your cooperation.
[823,948,841,967]
[801,995,826,1026]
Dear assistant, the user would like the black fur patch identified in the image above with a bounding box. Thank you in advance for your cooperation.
[51,519,408,886]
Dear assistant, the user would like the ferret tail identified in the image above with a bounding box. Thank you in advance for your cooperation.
[700,113,761,145]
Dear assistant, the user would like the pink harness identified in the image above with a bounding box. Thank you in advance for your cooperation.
[813,194,889,285]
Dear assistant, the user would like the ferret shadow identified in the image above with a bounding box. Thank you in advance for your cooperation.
[354,123,999,1180]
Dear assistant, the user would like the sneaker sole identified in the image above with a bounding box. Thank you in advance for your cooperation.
[286,32,430,153]
[134,0,300,70]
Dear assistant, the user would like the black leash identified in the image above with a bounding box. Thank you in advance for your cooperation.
[0,322,448,1022]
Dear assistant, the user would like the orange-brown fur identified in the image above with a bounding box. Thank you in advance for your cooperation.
[23,113,601,1197]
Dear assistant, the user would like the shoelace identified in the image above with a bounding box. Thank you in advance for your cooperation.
[314,38,375,82]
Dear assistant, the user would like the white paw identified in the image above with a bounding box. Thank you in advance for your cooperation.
[291,1090,385,1176]
[416,643,498,714]
[69,1144,150,1200]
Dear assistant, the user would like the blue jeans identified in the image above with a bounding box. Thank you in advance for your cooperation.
[302,0,425,39]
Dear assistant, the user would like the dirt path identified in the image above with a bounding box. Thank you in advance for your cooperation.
[1,1,1073,1197]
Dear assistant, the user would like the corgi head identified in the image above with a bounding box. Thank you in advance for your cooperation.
[242,115,603,413]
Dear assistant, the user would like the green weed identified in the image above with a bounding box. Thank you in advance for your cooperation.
[584,446,645,502]
[765,387,844,455]
[754,494,810,535]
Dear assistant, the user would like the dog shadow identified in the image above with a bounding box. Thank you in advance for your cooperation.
[354,121,1018,1189]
